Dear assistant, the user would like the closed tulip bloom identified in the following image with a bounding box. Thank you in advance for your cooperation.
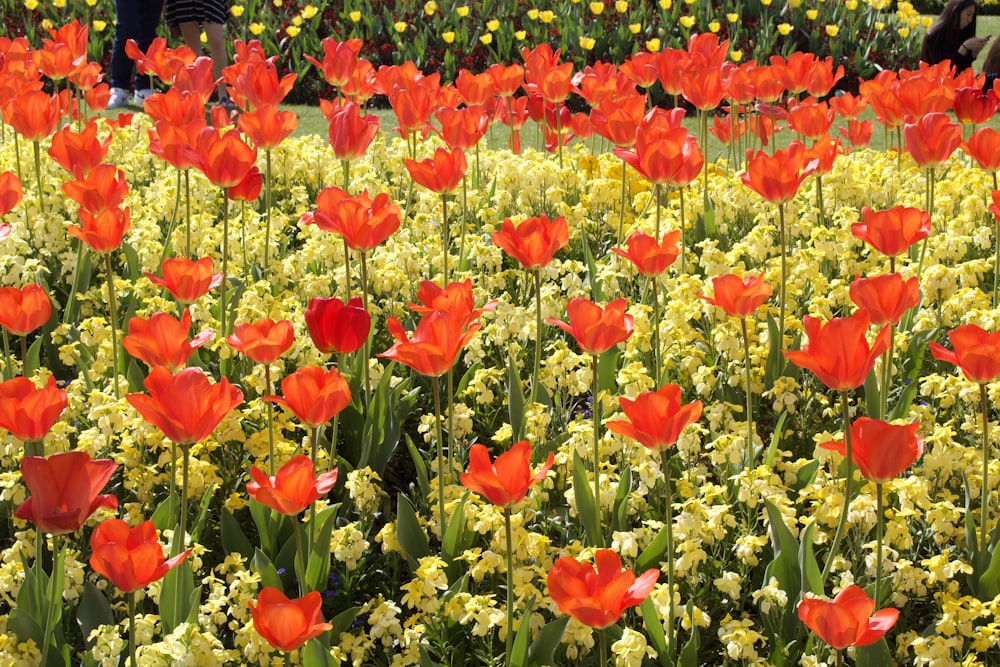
[379,310,481,377]
[0,376,68,443]
[247,454,338,516]
[304,296,371,355]
[5,90,61,142]
[547,549,658,629]
[491,214,569,270]
[930,324,1000,384]
[237,103,298,151]
[264,366,350,428]
[851,206,931,258]
[546,297,634,355]
[249,587,333,652]
[228,319,294,364]
[127,366,244,445]
[229,166,264,202]
[849,274,920,326]
[145,257,224,305]
[89,519,192,592]
[460,440,555,507]
[783,312,891,391]
[303,187,401,252]
[742,141,819,204]
[612,230,681,277]
[614,109,703,187]
[304,37,363,88]
[324,101,380,162]
[819,418,923,484]
[47,121,112,177]
[489,63,525,97]
[697,273,773,318]
[455,69,497,106]
[62,163,129,214]
[67,207,131,254]
[904,112,961,168]
[606,384,702,451]
[0,171,23,218]
[195,127,257,188]
[798,585,899,649]
[962,127,1000,172]
[122,309,213,371]
[14,450,118,535]
[436,105,489,151]
[0,284,51,335]
[405,146,468,194]
[408,279,497,329]
[953,87,997,125]
[787,98,834,138]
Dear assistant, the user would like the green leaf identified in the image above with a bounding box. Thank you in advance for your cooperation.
[798,523,823,597]
[678,600,701,667]
[303,636,333,667]
[330,606,360,636]
[76,582,114,652]
[763,312,784,389]
[611,466,631,534]
[636,525,669,573]
[251,548,284,592]
[597,347,619,397]
[404,434,430,499]
[396,494,429,571]
[889,327,937,421]
[159,561,195,634]
[508,597,536,667]
[25,337,42,376]
[702,192,717,238]
[792,459,820,494]
[306,505,340,593]
[640,598,669,667]
[863,365,881,421]
[126,357,146,394]
[8,608,44,656]
[762,499,803,642]
[189,483,216,544]
[571,450,599,547]
[507,352,526,442]
[582,231,603,302]
[249,498,278,559]
[527,615,569,667]
[442,491,470,582]
[121,241,141,281]
[855,637,894,667]
[765,410,788,467]
[221,510,253,559]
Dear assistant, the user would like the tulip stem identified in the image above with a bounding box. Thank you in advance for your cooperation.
[599,628,608,667]
[220,191,230,340]
[618,159,627,245]
[433,375,446,538]
[458,176,468,272]
[815,175,826,228]
[32,140,44,238]
[555,103,564,170]
[821,391,853,585]
[39,536,64,667]
[447,368,455,480]
[880,325,895,421]
[777,201,787,356]
[441,193,449,288]
[179,445,190,551]
[293,518,307,596]
[652,277,662,385]
[341,161,352,300]
[265,365,275,476]
[263,148,272,269]
[105,252,120,401]
[660,448,676,667]
[127,590,137,667]
[875,482,884,610]
[741,316,754,468]
[531,269,542,408]
[504,507,514,667]
[1,329,12,380]
[915,168,934,285]
[981,382,991,575]
[592,353,602,548]
[184,169,191,258]
[678,187,686,275]
[360,251,371,405]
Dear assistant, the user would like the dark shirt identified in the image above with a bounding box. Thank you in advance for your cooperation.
[922,27,976,71]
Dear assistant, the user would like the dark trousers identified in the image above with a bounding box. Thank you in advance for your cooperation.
[109,0,164,91]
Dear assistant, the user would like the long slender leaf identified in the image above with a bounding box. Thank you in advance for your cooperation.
[508,352,526,442]
[571,450,599,547]
[396,495,429,570]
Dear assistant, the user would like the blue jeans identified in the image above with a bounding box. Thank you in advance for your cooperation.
[109,0,164,91]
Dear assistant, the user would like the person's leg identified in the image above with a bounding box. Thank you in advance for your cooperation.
[133,0,164,92]
[110,0,140,91]
[177,21,203,54]
[204,22,228,98]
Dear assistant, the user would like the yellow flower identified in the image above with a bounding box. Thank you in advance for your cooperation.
[84,0,96,5]
[760,0,771,5]
[825,24,839,37]
[349,10,361,21]
[487,18,500,31]
[846,0,858,9]
[286,25,300,37]
[394,21,407,32]
[726,12,738,22]
[273,0,282,6]
[777,23,792,35]
[250,22,265,35]
[875,21,884,31]
[539,9,554,22]
[200,30,207,42]
[730,49,743,62]
[92,19,106,31]
[23,0,38,8]
[424,1,437,15]
[41,18,52,29]
[659,0,671,7]
[629,23,641,34]
[480,33,493,45]
[789,0,801,7]
[898,26,910,38]
[53,0,65,7]
[806,9,818,19]
[442,31,455,44]
[515,30,526,40]
[457,5,470,17]
[527,8,539,19]
[590,2,604,15]
[615,0,628,11]
[709,20,720,33]
[679,15,695,28]
[301,4,317,19]
[921,17,932,29]
[292,15,303,26]
[580,36,596,50]
[230,4,245,16]
[646,38,661,52]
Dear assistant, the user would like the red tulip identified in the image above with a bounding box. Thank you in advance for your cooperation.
[612,231,681,277]
[225,56,297,109]
[68,206,131,254]
[408,279,497,329]
[460,440,554,508]
[148,120,204,171]
[229,166,264,201]
[14,450,118,535]
[783,312,891,391]
[963,127,1000,172]
[929,324,1000,384]
[904,112,961,169]
[851,206,931,258]
[0,376,67,443]
[90,519,192,592]
[127,366,244,445]
[249,587,333,652]
[0,284,51,335]
[546,297,634,355]
[194,127,257,188]
[304,296,371,355]
[547,549,658,629]
[404,147,468,195]
[324,100,380,162]
[237,103,298,151]
[697,273,773,318]
[849,274,920,326]
[606,384,702,451]
[455,68,497,106]
[145,257,224,305]
[798,585,899,649]
[953,87,997,125]
[379,310,481,377]
[742,141,819,204]
[264,366,350,428]
[47,121,112,177]
[228,319,294,365]
[830,92,868,120]
[61,163,129,214]
[589,93,646,148]
[247,454,338,516]
[489,63,524,97]
[4,90,61,142]
[614,108,703,187]
[122,309,214,371]
[304,37,363,88]
[0,171,23,218]
[303,187,401,252]
[838,118,874,149]
[491,214,569,270]
[819,418,923,484]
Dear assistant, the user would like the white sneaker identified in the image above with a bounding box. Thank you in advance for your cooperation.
[133,88,153,105]
[108,87,130,109]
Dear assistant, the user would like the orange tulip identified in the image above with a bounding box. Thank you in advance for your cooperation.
[0,376,67,443]
[819,418,923,484]
[47,121,112,178]
[14,450,117,535]
[172,57,218,105]
[404,146,468,195]
[340,59,376,105]
[697,273,773,318]
[849,274,920,326]
[575,62,633,108]
[145,257,223,305]
[612,230,681,277]
[194,127,257,188]
[681,63,725,111]
[492,214,569,271]
[90,519,192,593]
[302,187,401,252]
[455,68,497,106]
[904,112,961,168]
[436,105,489,151]
[953,87,997,125]
[0,284,51,336]
[963,127,1000,172]
[127,366,244,445]
[61,163,129,214]
[265,366,350,428]
[67,206,130,254]
[606,384,702,451]
[237,103,298,151]
[247,454,339,516]
[144,88,205,126]
[772,51,814,95]
[408,279,497,329]
[460,440,554,507]
[589,93,646,147]
[783,312,891,391]
[122,309,213,371]
[229,166,263,201]
[228,56,298,109]
[379,310,481,377]
[148,120,204,171]
[851,206,931,258]
[807,135,842,175]
[798,585,899,649]
[383,72,440,137]
[34,41,83,84]
[324,100,380,162]
[897,73,953,121]
[618,50,659,89]
[228,318,294,365]
[787,98,834,139]
[829,92,868,120]
[546,297,634,355]
[838,118,874,149]
[304,37,363,88]
[803,56,844,98]
[0,171,23,218]
[4,90,61,142]
[249,587,333,652]
[547,549,658,629]
[742,141,819,204]
[930,324,1000,384]
[304,296,371,355]
[125,36,197,83]
[522,44,574,104]
[614,108,703,187]
[488,63,525,97]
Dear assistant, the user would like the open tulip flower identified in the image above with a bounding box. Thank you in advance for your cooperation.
[606,384,702,452]
[144,257,223,305]
[547,297,634,356]
[742,141,819,204]
[819,417,923,484]
[228,318,294,365]
[264,366,350,428]
[304,296,371,355]
[697,273,773,318]
[903,112,961,169]
[547,549,658,629]
[14,450,118,535]
[404,146,468,195]
[851,205,931,260]
[491,214,569,270]
[249,587,333,652]
[380,310,482,377]
[612,230,681,277]
[61,163,130,215]
[783,312,890,392]
[798,585,899,650]
[460,440,554,507]
[0,376,68,446]
[122,309,214,371]
[929,324,1000,385]
[0,284,52,336]
[67,206,131,254]
[247,454,338,516]
[408,279,497,329]
[303,187,402,252]
[89,519,192,593]
[849,274,920,327]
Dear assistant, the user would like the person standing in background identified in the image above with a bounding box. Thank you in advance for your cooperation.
[165,0,233,106]
[920,0,989,72]
[108,0,164,108]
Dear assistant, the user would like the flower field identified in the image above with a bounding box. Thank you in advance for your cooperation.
[4,20,1000,667]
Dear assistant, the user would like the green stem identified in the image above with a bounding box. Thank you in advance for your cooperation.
[661,447,676,666]
[220,191,230,339]
[433,375,446,538]
[329,412,340,465]
[265,365,275,476]
[458,176,468,272]
[915,168,934,284]
[592,353,602,548]
[652,277,661,384]
[343,238,352,299]
[179,445,190,550]
[875,482,884,610]
[816,174,826,228]
[555,102,563,169]
[447,368,455,481]
[105,253,120,401]
[504,507,514,667]
[618,159,627,245]
[184,170,191,257]
[293,518,307,596]
[821,391,853,584]
[63,241,85,326]
[599,628,608,667]
[881,325,895,421]
[128,591,137,667]
[530,269,542,407]
[360,251,371,405]
[1,329,11,380]
[32,139,44,223]
[778,202,787,356]
[981,381,991,574]
[39,536,64,667]
[741,316,754,467]
[264,149,272,268]
[441,193,449,287]
[678,187,686,274]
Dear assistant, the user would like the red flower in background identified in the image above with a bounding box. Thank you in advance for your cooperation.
[953,87,997,125]
[460,440,554,508]
[0,376,67,443]
[849,274,920,326]
[851,206,931,258]
[612,230,681,277]
[122,309,213,371]
[436,105,489,151]
[265,366,350,428]
[249,587,333,652]
[304,296,371,355]
[14,450,118,535]
[798,585,898,649]
[783,312,890,391]
[930,324,1000,384]
[247,454,338,516]
[228,319,294,365]
[546,297,634,355]
[145,257,223,305]
[963,127,1000,172]
[547,549,658,629]
[0,284,51,335]
[90,519,192,593]
[0,171,23,218]
[697,273,773,318]
[455,68,497,106]
[229,166,263,201]
[819,418,923,484]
